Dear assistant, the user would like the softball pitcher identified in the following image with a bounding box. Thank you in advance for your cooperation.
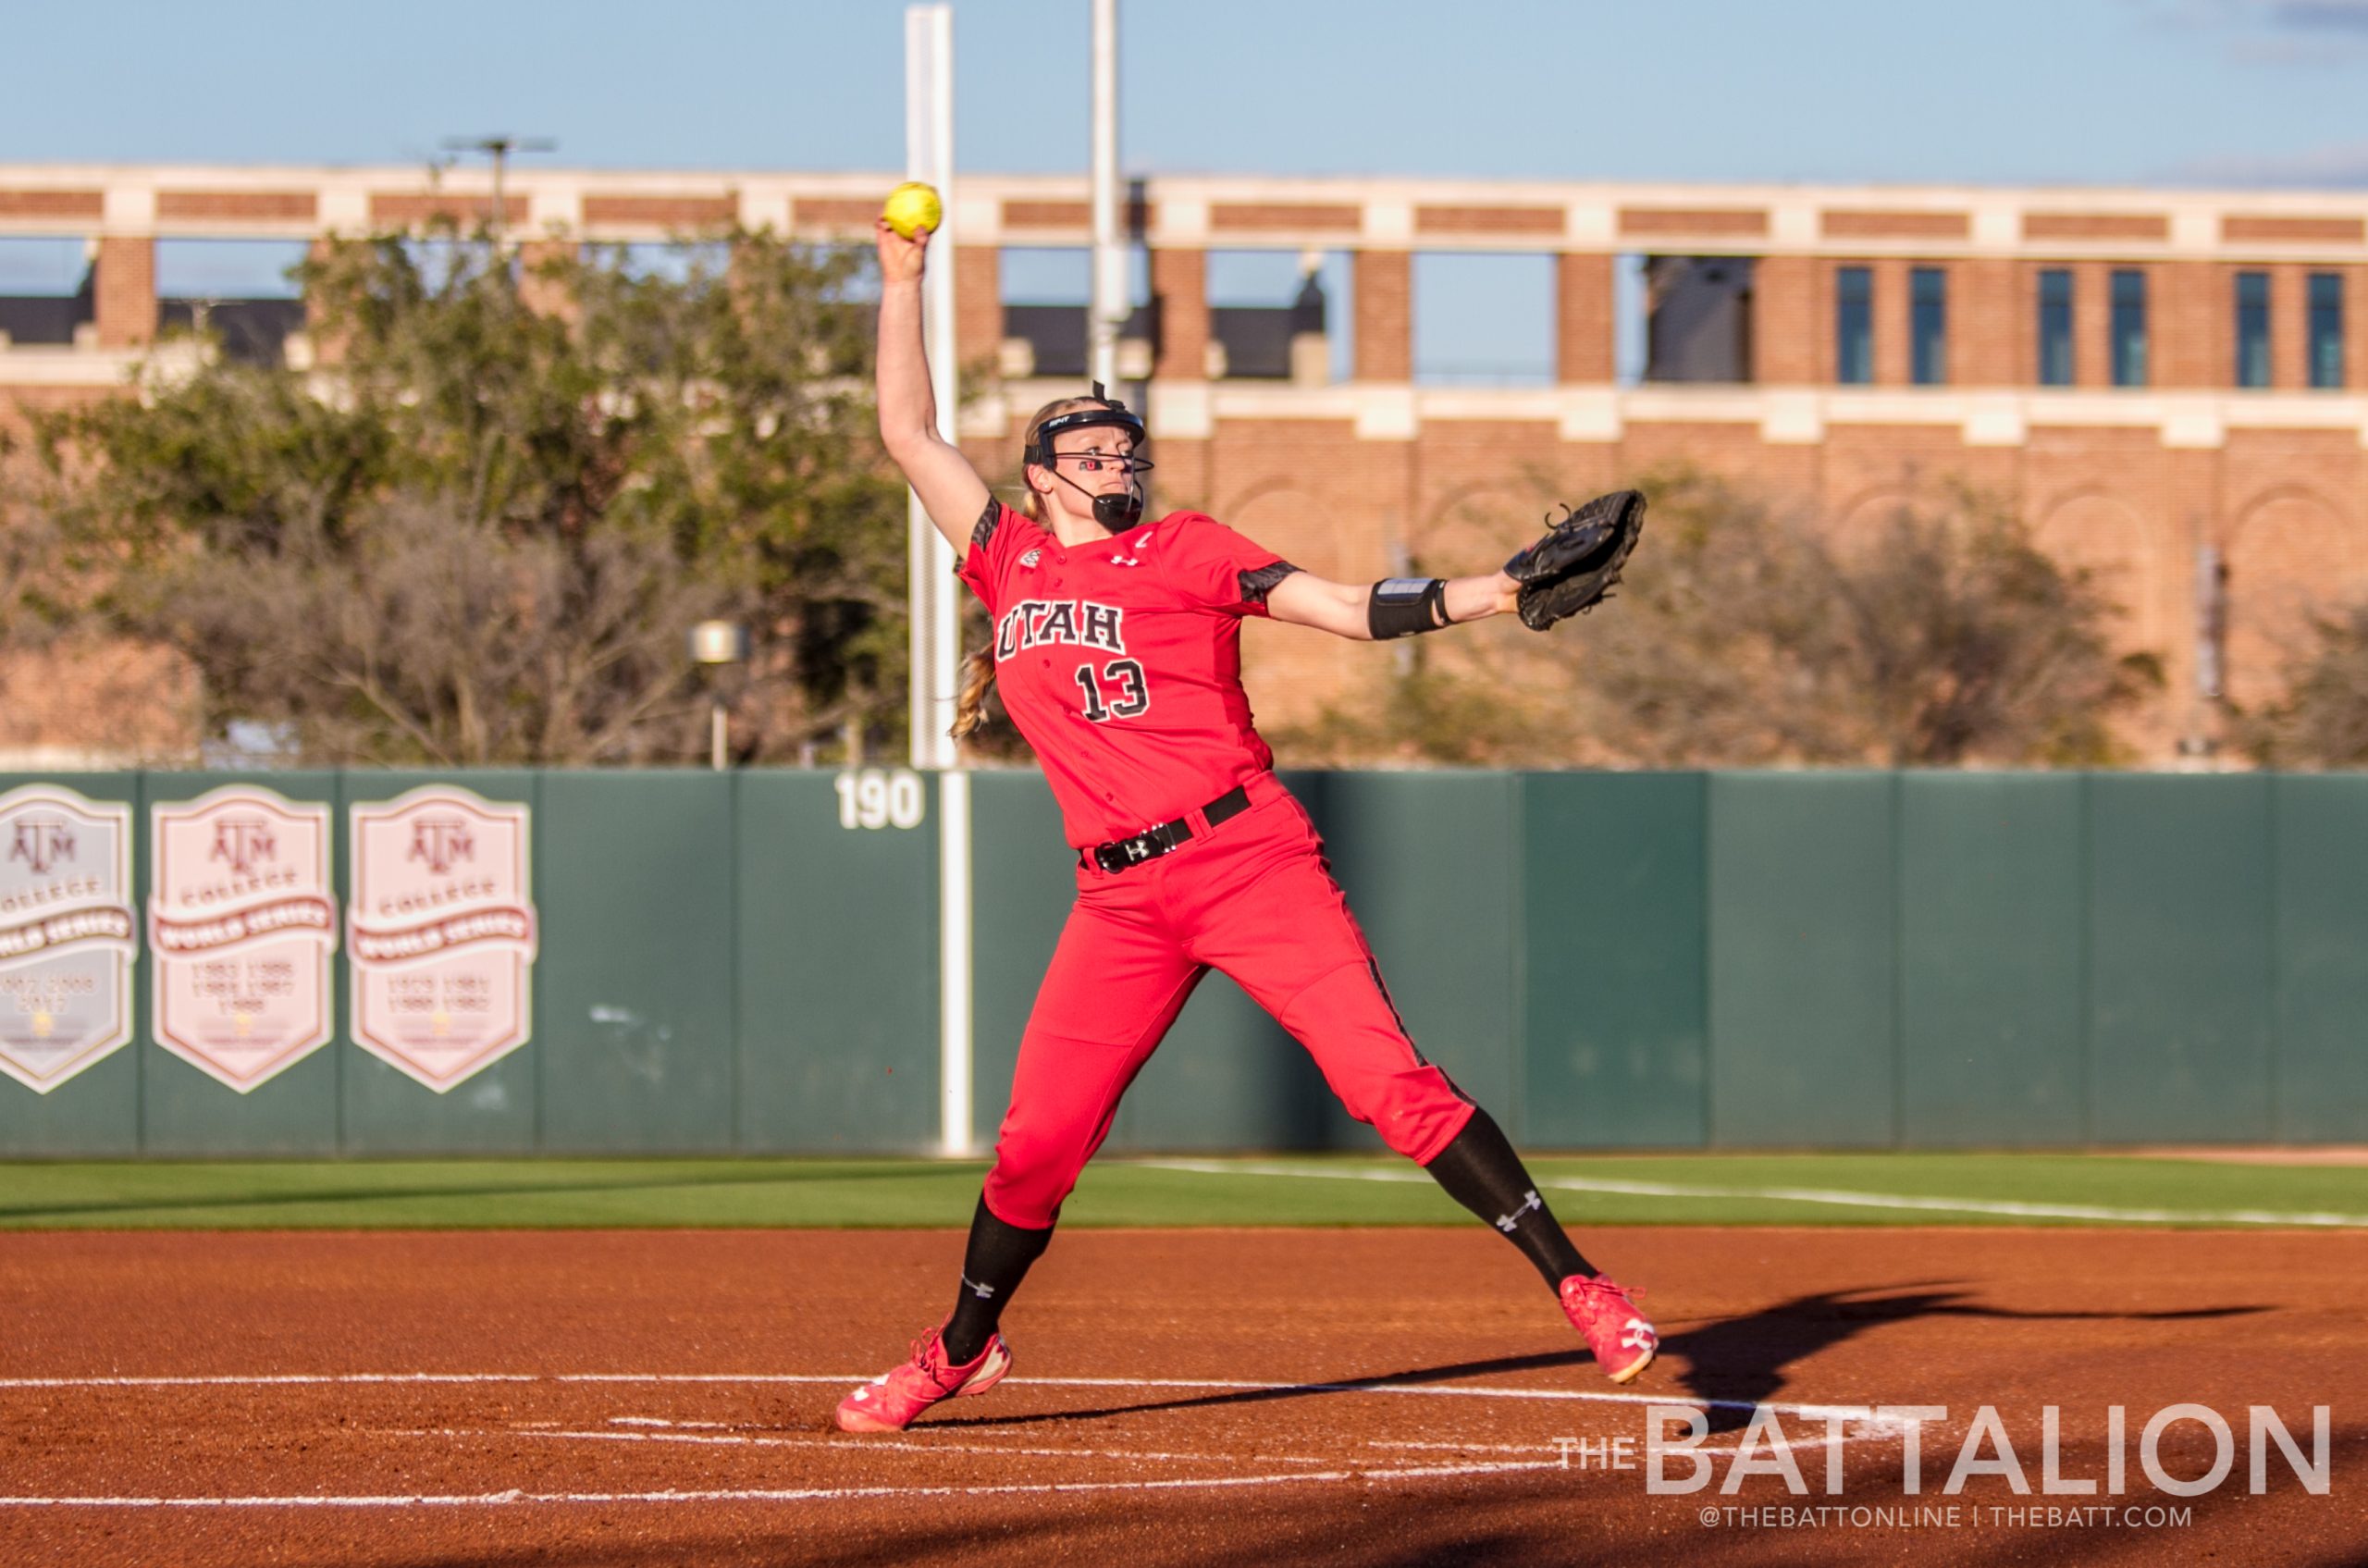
[839,212,1656,1434]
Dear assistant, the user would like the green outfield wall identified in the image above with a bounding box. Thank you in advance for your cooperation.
[3,768,2364,1156]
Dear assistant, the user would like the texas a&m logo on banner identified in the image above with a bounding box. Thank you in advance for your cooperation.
[348,785,536,1093]
[148,785,338,1092]
[0,785,138,1093]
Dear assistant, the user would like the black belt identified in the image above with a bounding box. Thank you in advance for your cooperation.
[1087,785,1251,873]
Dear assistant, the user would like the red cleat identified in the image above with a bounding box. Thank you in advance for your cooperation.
[834,1326,1012,1433]
[1560,1274,1658,1384]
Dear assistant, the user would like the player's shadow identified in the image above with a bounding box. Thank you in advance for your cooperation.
[927,1279,2268,1434]
[1668,1281,2268,1432]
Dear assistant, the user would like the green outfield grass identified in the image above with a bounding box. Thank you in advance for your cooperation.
[0,1151,2364,1230]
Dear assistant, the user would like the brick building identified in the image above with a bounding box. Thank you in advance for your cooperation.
[5,164,2365,763]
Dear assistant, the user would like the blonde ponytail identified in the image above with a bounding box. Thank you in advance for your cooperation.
[951,645,998,740]
[945,395,1105,742]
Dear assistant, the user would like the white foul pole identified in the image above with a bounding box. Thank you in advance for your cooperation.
[906,3,974,1156]
[1087,0,1123,391]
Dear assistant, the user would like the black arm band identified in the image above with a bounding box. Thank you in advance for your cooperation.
[1368,577,1451,640]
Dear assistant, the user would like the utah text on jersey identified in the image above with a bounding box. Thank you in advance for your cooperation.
[994,599,1129,661]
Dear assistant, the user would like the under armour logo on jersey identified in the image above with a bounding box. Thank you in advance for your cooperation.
[1019,549,1042,568]
[1110,552,1141,566]
[1495,1190,1543,1233]
[961,1275,996,1300]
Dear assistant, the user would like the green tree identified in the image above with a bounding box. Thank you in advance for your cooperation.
[39,228,906,765]
[2238,603,2368,768]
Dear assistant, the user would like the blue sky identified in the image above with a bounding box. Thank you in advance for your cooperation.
[3,0,2362,377]
[4,0,2358,183]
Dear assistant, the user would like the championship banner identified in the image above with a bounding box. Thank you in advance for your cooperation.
[0,785,138,1093]
[348,785,536,1093]
[148,785,338,1093]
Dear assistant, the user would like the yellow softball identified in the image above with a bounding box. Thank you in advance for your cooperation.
[882,181,943,240]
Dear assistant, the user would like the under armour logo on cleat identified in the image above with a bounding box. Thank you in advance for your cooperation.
[1494,1190,1542,1233]
[1622,1322,1657,1351]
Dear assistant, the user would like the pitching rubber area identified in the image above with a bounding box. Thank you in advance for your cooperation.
[2,1228,2362,1565]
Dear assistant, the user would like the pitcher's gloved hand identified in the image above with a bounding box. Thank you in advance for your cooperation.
[1500,489,1646,632]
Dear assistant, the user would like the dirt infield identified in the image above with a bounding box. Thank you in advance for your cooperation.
[2124,1147,2368,1167]
[2,1227,2363,1566]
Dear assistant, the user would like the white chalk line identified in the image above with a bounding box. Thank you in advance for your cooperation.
[398,1425,1892,1480]
[1371,1439,1597,1455]
[1369,1433,1898,1458]
[592,1415,1333,1464]
[0,1369,1884,1425]
[0,1374,1911,1512]
[439,1426,1336,1467]
[1140,1157,2368,1228]
[0,1430,1917,1513]
[0,1459,1572,1511]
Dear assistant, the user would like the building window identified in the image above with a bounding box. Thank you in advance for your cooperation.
[1835,265,1872,385]
[2038,268,2074,386]
[1641,256,1755,385]
[2111,268,2148,387]
[2310,272,2345,389]
[1909,266,1947,385]
[2235,271,2271,389]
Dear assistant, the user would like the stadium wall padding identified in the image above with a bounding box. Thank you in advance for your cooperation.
[2,767,2363,1156]
[1894,772,2087,1146]
[1707,772,1899,1148]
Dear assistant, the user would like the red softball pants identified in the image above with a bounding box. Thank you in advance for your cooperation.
[982,772,1476,1229]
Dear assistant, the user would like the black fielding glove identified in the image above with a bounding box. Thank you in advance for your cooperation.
[1501,489,1647,632]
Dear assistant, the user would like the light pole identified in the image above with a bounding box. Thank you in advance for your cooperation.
[905,4,958,772]
[1087,0,1122,394]
[439,135,558,248]
[688,620,749,771]
[906,3,975,1157]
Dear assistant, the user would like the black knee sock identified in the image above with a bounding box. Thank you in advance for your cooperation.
[942,1195,1054,1364]
[1424,1108,1593,1289]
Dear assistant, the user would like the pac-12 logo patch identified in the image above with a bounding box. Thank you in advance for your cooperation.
[1019,548,1042,568]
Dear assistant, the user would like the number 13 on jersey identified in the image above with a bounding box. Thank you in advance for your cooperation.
[1073,659,1149,722]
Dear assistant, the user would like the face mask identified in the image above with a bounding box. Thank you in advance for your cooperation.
[1095,488,1146,531]
[1045,464,1146,531]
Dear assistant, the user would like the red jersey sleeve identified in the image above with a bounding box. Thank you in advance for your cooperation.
[1154,512,1300,619]
[956,499,1027,613]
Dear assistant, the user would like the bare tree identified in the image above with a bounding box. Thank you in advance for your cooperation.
[1276,468,2156,769]
[130,495,723,765]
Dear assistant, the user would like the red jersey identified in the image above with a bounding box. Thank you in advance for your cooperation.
[958,500,1298,849]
